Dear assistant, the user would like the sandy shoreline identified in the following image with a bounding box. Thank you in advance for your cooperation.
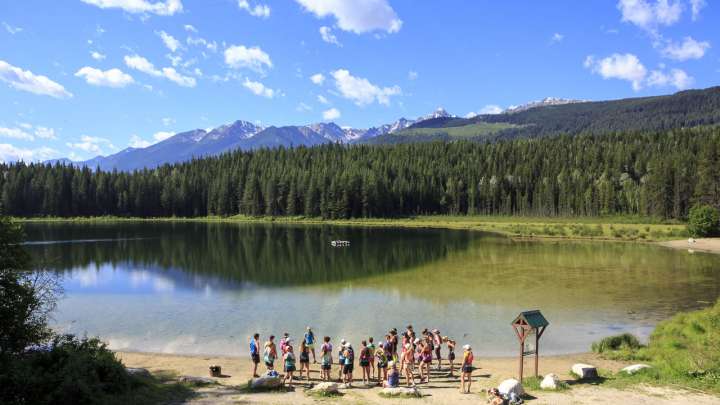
[118,350,719,404]
[660,238,720,254]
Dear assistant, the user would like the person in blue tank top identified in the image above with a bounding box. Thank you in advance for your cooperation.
[304,326,317,363]
[249,333,260,378]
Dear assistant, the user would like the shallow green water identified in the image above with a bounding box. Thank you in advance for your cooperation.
[24,222,720,357]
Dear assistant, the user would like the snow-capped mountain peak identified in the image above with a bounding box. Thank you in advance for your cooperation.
[505,97,586,113]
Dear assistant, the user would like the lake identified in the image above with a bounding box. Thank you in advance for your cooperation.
[24,222,720,357]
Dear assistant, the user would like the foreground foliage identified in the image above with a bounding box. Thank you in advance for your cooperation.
[593,300,720,392]
[688,204,720,237]
[2,128,720,220]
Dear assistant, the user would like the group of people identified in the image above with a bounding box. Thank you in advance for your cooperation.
[249,325,476,393]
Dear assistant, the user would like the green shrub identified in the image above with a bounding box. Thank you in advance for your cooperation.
[0,335,132,404]
[592,333,642,353]
[687,204,720,237]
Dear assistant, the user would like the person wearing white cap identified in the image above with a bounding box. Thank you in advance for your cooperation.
[342,342,355,386]
[384,360,400,388]
[460,344,474,393]
[337,339,347,381]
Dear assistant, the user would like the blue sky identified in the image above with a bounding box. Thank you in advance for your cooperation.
[0,0,717,161]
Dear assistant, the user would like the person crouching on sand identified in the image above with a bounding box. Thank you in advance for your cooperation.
[320,336,332,381]
[299,340,311,382]
[460,344,474,393]
[250,333,261,377]
[283,345,296,386]
[263,335,277,371]
[384,360,400,388]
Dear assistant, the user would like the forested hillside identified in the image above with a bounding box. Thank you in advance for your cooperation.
[372,86,720,143]
[2,126,719,219]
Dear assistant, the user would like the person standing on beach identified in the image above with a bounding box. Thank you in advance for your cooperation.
[432,329,442,370]
[337,339,346,381]
[320,336,333,381]
[420,337,433,383]
[304,327,317,364]
[263,335,277,371]
[401,343,416,387]
[299,340,311,382]
[367,337,376,379]
[376,343,388,383]
[359,340,371,385]
[460,344,474,393]
[283,345,297,387]
[445,337,456,377]
[250,333,261,377]
[343,343,355,386]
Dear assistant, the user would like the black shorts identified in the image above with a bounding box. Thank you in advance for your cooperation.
[251,354,260,364]
[343,364,354,374]
[462,365,474,373]
[360,360,369,367]
[449,352,456,361]
[286,365,296,372]
[321,364,332,370]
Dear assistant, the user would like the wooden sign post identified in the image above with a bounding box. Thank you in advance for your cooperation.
[512,310,549,381]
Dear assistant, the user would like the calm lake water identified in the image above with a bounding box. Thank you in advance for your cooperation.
[24,222,720,357]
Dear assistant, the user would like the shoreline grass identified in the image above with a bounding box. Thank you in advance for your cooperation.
[12,214,688,242]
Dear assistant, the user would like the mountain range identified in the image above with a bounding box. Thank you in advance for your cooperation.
[52,86,720,171]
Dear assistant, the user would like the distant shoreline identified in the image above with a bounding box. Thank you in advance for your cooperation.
[659,238,720,255]
[14,214,688,242]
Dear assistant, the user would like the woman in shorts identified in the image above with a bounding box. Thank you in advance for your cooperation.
[342,343,354,386]
[359,340,372,385]
[401,343,416,387]
[460,344,474,393]
[320,336,333,381]
[283,345,296,387]
[375,343,388,383]
[263,335,277,371]
[445,336,457,377]
[299,340,311,382]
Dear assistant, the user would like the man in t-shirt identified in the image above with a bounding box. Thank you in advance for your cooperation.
[304,326,317,363]
[249,333,260,377]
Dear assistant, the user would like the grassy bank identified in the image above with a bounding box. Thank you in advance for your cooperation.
[14,214,688,241]
[592,300,720,394]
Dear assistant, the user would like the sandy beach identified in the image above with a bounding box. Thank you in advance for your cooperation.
[660,238,720,255]
[118,351,720,404]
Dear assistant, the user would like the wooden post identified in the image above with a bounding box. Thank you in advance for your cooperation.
[534,331,539,377]
[519,339,524,382]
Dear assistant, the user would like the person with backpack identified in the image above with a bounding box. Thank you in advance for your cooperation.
[337,339,346,381]
[342,342,355,386]
[359,340,372,385]
[249,333,261,377]
[304,326,317,363]
[263,335,277,371]
[375,342,388,384]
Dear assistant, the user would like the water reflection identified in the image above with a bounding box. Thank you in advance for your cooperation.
[24,222,720,357]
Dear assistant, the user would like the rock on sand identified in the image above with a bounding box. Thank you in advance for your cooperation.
[540,373,561,390]
[498,378,525,397]
[621,364,652,375]
[380,386,422,397]
[572,363,598,379]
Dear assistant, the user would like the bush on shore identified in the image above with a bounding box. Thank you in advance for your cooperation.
[687,204,720,237]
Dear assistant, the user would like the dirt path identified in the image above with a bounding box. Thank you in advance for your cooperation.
[660,238,720,254]
[118,351,720,404]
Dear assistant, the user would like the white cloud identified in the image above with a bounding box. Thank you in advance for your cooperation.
[310,73,325,85]
[322,107,341,120]
[551,33,564,43]
[319,26,341,46]
[296,102,312,112]
[75,67,135,88]
[187,36,218,52]
[584,53,647,91]
[690,0,706,20]
[661,36,710,60]
[2,22,22,35]
[617,0,682,32]
[408,70,418,80]
[157,30,181,52]
[161,67,196,87]
[154,131,175,141]
[124,54,161,77]
[184,24,197,32]
[295,0,402,34]
[161,117,175,126]
[242,78,274,98]
[585,52,694,91]
[0,144,59,163]
[331,69,401,106]
[91,51,106,60]
[124,54,195,87]
[480,105,504,114]
[34,126,57,140]
[0,60,72,98]
[224,45,272,73]
[80,0,183,16]
[129,134,152,148]
[647,68,693,89]
[237,0,270,18]
[0,127,34,141]
[66,135,116,156]
[317,94,329,104]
